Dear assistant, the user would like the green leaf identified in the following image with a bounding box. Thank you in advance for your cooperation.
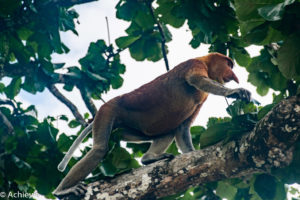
[68,120,80,128]
[191,126,206,149]
[216,181,237,200]
[101,146,139,177]
[254,174,286,200]
[200,122,231,148]
[0,82,5,92]
[129,38,146,61]
[59,115,68,121]
[258,0,295,21]
[144,39,162,62]
[116,35,141,49]
[5,77,22,99]
[57,133,74,152]
[231,47,251,67]
[111,75,123,89]
[116,0,140,21]
[134,11,155,30]
[254,174,276,199]
[156,0,185,28]
[166,142,180,155]
[258,103,275,120]
[248,72,269,96]
[277,34,300,80]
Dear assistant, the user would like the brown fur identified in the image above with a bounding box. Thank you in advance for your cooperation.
[54,53,241,195]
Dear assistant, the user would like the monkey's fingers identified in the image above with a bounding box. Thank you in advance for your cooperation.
[240,89,251,103]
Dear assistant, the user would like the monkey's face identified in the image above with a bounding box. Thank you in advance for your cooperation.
[208,54,239,85]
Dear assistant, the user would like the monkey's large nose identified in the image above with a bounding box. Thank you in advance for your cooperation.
[231,72,239,83]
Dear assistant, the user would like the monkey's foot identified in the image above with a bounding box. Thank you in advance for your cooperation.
[142,153,175,165]
[53,183,87,198]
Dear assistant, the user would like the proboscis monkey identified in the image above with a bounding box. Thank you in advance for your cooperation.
[53,53,251,196]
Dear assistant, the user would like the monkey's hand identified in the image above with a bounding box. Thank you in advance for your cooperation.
[226,88,251,102]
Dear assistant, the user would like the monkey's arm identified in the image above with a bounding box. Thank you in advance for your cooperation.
[186,76,251,102]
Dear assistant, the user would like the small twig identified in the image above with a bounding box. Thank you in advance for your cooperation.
[0,110,14,134]
[147,2,170,71]
[225,97,230,106]
[47,84,87,126]
[79,87,98,117]
[105,16,111,46]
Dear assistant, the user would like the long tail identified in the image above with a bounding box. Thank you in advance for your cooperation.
[57,122,93,172]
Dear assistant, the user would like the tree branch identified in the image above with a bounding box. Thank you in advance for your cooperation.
[62,96,300,200]
[0,110,14,134]
[147,2,170,71]
[44,0,98,7]
[79,87,97,117]
[47,84,87,127]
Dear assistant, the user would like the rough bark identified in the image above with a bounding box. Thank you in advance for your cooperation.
[63,96,300,200]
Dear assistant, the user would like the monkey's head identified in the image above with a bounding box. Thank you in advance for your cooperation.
[202,53,239,84]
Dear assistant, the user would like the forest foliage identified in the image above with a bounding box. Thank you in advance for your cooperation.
[0,0,299,199]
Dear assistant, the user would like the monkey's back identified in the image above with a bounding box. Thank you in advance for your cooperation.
[116,59,209,136]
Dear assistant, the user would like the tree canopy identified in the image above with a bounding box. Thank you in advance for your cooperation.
[0,0,299,199]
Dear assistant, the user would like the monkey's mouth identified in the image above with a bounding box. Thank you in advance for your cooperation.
[223,77,230,82]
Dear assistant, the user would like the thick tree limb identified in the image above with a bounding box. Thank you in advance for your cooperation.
[48,84,87,127]
[61,96,300,200]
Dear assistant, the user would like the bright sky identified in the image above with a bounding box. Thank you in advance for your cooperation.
[17,0,274,136]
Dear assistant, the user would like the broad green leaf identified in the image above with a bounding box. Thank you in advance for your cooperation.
[231,47,251,67]
[129,38,146,61]
[116,0,140,21]
[277,34,300,80]
[68,120,81,128]
[134,11,155,30]
[258,0,295,21]
[144,39,162,62]
[166,142,180,155]
[200,122,231,148]
[101,146,139,177]
[216,181,237,200]
[111,75,123,89]
[248,72,269,96]
[254,174,276,199]
[57,133,74,152]
[257,103,275,120]
[156,0,185,28]
[5,77,22,99]
[254,174,285,200]
[115,35,141,49]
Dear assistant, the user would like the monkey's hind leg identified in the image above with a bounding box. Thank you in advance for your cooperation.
[53,104,115,197]
[141,133,175,165]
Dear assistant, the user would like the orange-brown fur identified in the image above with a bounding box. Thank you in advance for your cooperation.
[54,52,243,195]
